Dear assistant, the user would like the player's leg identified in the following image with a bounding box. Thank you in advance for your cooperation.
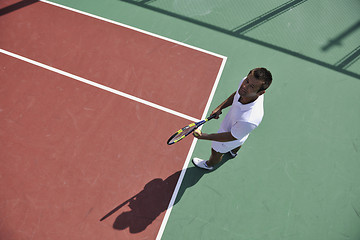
[192,148,223,170]
[206,148,224,167]
[229,145,241,158]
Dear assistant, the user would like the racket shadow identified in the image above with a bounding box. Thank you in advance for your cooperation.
[102,154,233,233]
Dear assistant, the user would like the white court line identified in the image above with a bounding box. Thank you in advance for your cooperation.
[0,48,200,122]
[13,1,228,238]
[40,0,226,59]
[156,58,226,240]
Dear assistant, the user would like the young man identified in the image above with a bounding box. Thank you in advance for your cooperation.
[192,67,272,170]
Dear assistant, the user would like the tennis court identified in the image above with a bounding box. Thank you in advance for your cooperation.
[1,0,359,239]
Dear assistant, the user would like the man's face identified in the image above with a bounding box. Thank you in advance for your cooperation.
[238,71,265,98]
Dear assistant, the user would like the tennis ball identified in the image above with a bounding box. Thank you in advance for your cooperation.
[193,129,202,137]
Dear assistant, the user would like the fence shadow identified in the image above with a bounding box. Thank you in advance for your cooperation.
[119,0,360,80]
[0,0,39,16]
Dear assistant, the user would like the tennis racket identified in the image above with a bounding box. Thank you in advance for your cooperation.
[167,114,216,145]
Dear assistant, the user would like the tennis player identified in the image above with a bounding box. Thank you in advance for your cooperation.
[192,67,272,170]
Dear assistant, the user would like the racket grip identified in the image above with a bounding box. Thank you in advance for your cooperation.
[207,114,217,120]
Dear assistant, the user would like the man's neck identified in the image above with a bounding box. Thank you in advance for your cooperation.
[239,96,258,104]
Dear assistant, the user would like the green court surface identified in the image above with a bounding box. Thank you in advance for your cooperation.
[38,0,360,239]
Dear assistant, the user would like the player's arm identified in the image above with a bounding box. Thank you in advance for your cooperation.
[193,131,237,142]
[211,92,236,119]
[193,122,256,142]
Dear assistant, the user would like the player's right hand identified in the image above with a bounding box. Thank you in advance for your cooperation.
[211,109,222,119]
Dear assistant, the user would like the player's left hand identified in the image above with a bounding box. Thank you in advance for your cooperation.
[193,129,203,139]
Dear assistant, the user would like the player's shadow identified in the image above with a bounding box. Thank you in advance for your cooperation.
[100,154,233,233]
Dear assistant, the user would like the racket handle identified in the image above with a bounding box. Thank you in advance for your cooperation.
[207,114,217,121]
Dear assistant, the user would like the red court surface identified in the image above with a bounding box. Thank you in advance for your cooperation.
[0,54,190,239]
[0,0,223,120]
[0,1,224,239]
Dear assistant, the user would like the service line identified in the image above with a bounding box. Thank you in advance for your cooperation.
[0,48,200,123]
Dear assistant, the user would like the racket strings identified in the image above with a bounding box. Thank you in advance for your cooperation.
[167,115,214,145]
[169,125,197,144]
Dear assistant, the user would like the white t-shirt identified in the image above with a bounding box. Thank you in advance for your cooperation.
[212,77,264,153]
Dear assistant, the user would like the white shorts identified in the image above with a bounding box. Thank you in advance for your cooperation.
[211,123,248,153]
[211,140,244,153]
